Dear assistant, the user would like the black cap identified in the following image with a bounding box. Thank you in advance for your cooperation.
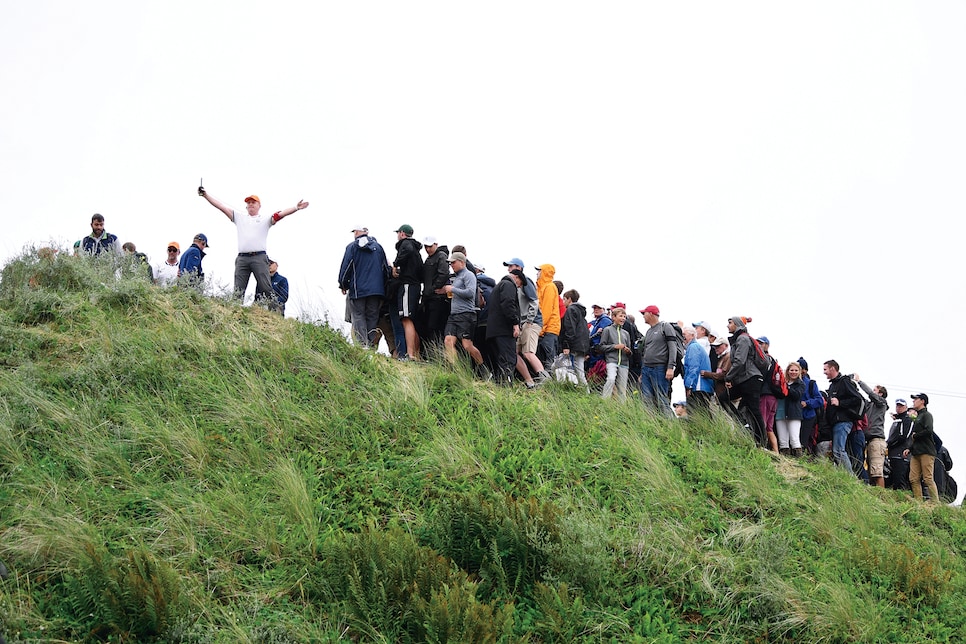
[911,393,929,405]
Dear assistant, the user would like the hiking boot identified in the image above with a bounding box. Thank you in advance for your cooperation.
[791,448,804,458]
[779,448,791,457]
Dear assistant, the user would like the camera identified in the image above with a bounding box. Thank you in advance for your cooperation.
[198,186,206,196]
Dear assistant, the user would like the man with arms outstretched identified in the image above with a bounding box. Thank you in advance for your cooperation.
[198,184,308,310]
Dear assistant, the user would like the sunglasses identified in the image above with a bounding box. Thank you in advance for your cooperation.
[167,247,178,252]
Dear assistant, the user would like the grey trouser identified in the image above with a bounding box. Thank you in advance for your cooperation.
[235,253,273,305]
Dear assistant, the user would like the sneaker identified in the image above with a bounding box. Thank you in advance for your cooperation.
[525,381,537,390]
[475,364,493,381]
[397,355,411,362]
[535,370,551,384]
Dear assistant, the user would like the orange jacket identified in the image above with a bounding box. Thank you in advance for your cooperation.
[536,264,561,336]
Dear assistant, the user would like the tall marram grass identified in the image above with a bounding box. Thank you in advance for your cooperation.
[1,248,965,642]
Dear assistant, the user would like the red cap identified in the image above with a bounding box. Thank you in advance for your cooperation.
[640,305,660,316]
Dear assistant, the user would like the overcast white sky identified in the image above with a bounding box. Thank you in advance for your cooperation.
[3,2,965,500]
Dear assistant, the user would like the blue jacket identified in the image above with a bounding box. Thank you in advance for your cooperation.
[589,314,612,347]
[339,235,389,299]
[271,273,289,304]
[83,232,119,256]
[178,243,205,280]
[800,376,824,420]
[683,340,714,393]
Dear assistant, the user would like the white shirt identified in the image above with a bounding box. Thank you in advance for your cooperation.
[155,260,180,286]
[231,209,274,253]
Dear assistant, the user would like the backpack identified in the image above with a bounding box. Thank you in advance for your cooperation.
[665,322,687,378]
[844,379,867,422]
[747,337,787,397]
[765,356,789,398]
[747,336,771,370]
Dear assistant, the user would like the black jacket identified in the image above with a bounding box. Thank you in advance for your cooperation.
[826,374,863,425]
[486,276,521,339]
[910,408,937,457]
[560,302,590,354]
[421,245,450,300]
[886,411,914,458]
[393,237,423,285]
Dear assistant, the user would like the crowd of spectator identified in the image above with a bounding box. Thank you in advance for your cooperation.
[336,223,953,504]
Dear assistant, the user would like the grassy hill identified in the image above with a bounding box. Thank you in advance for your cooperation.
[1,249,965,643]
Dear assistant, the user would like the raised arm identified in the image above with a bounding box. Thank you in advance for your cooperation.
[199,189,234,220]
[271,200,310,224]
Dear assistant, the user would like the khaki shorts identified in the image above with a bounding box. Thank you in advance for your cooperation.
[516,322,540,354]
[866,437,887,478]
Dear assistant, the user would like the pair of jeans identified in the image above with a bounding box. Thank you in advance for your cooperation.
[847,429,868,482]
[537,333,559,369]
[640,364,671,413]
[832,421,853,471]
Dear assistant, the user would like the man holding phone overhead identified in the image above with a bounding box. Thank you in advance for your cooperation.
[198,181,309,310]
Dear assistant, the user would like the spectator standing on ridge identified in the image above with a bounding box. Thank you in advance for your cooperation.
[503,258,548,387]
[904,393,940,503]
[420,236,450,353]
[473,263,496,370]
[639,305,678,414]
[178,233,209,290]
[796,358,825,455]
[390,224,423,361]
[702,336,739,420]
[82,214,122,257]
[683,323,714,416]
[855,375,889,488]
[268,259,289,316]
[198,186,308,309]
[756,337,780,452]
[618,304,643,387]
[439,251,486,374]
[823,359,864,472]
[599,306,632,400]
[587,304,613,372]
[487,269,523,386]
[886,398,914,489]
[724,316,767,447]
[535,264,561,368]
[339,226,389,347]
[775,362,805,457]
[154,242,181,286]
[559,289,590,387]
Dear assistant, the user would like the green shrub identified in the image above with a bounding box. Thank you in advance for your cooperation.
[308,525,512,642]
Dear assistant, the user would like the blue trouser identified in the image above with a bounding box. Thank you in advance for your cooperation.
[537,332,559,369]
[640,365,671,413]
[832,421,853,471]
[847,429,868,482]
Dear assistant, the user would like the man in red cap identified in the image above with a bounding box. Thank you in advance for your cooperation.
[198,185,309,310]
[639,305,679,413]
